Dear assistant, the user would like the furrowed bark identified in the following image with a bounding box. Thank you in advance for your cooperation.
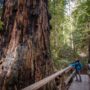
[0,0,56,90]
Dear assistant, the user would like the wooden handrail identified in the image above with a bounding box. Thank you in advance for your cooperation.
[22,66,72,90]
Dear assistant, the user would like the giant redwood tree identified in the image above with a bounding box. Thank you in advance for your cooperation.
[0,0,56,90]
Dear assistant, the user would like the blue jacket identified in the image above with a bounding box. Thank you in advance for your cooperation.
[70,60,82,71]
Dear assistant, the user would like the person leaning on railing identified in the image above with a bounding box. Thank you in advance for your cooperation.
[70,59,83,82]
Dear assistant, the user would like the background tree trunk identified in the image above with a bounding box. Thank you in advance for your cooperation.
[88,38,90,63]
[0,0,56,90]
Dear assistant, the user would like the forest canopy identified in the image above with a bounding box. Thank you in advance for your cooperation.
[49,0,90,69]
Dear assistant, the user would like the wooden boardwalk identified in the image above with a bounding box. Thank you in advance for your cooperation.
[69,75,90,90]
[22,66,90,90]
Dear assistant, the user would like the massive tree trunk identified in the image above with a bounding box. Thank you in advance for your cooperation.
[0,0,56,90]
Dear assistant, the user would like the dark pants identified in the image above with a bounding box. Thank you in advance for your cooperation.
[75,70,82,82]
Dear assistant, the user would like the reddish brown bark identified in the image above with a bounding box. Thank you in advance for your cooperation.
[0,0,56,90]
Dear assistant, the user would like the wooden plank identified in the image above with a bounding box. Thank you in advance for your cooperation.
[22,66,72,90]
[69,75,90,90]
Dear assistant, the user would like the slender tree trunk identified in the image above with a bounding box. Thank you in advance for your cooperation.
[88,38,90,63]
[87,21,90,63]
[0,0,56,90]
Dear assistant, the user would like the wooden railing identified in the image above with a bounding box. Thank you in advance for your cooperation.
[22,66,76,90]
